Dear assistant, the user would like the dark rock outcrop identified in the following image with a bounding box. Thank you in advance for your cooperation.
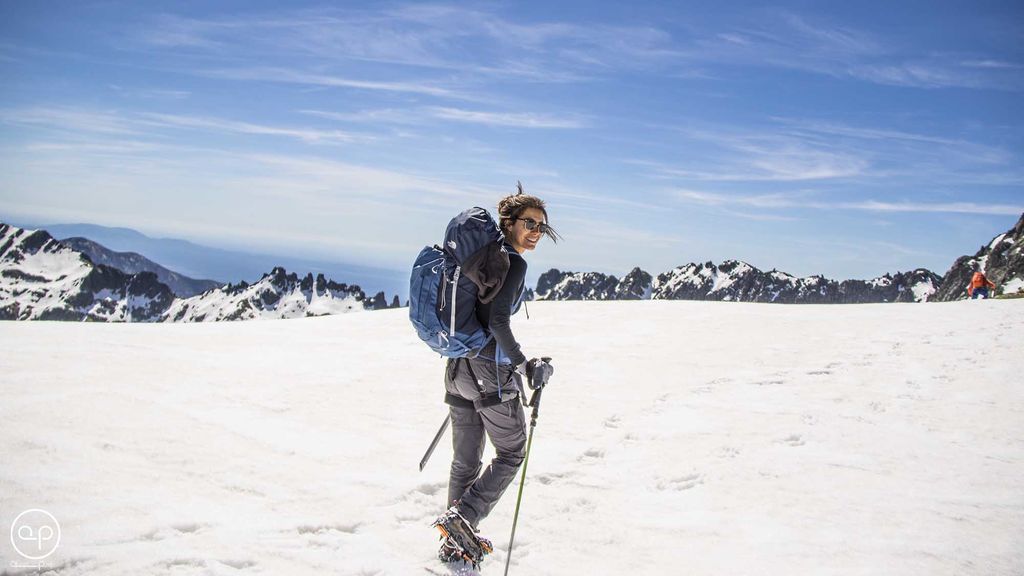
[60,237,222,297]
[933,213,1024,300]
[536,269,620,300]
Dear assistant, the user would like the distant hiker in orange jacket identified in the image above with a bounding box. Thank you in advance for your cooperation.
[969,270,996,299]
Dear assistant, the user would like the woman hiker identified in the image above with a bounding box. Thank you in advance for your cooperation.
[433,190,558,565]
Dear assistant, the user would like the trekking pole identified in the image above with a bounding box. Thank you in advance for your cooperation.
[419,414,451,472]
[503,361,549,576]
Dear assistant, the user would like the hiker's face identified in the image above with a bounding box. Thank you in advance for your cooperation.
[507,207,546,254]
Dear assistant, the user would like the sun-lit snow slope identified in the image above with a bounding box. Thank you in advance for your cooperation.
[1,300,1022,575]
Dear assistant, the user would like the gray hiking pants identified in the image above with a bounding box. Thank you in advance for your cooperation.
[444,352,527,528]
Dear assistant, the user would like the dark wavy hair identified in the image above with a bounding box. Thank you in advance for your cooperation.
[497,182,561,243]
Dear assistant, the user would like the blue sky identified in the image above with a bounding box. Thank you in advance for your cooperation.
[1,1,1022,285]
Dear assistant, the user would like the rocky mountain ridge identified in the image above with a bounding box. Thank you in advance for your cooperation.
[164,267,395,322]
[538,261,942,303]
[61,236,222,297]
[537,214,1024,303]
[932,213,1024,301]
[1,224,175,321]
[0,223,398,322]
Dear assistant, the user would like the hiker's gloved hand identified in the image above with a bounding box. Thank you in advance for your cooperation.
[525,357,553,389]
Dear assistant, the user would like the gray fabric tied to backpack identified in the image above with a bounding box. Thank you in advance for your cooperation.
[460,240,510,305]
[442,208,510,305]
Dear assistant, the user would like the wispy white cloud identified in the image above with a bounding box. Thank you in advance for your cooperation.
[774,117,1013,165]
[690,12,879,76]
[299,108,422,125]
[775,118,961,146]
[671,188,1024,216]
[637,127,869,182]
[842,200,1024,216]
[847,63,963,89]
[23,140,164,155]
[694,11,1022,90]
[137,112,365,144]
[960,59,1022,70]
[541,213,688,273]
[301,106,587,130]
[200,67,458,98]
[133,6,686,89]
[530,181,667,214]
[673,189,807,209]
[144,14,225,49]
[108,85,192,100]
[0,106,140,135]
[0,106,373,145]
[637,116,1020,186]
[125,4,1022,109]
[427,107,586,129]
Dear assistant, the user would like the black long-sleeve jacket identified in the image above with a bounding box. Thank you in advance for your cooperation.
[475,243,527,367]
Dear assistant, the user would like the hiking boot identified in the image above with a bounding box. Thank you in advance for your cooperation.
[432,506,492,566]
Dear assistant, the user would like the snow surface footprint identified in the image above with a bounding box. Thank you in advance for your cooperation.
[296,522,361,535]
[223,482,266,498]
[393,481,448,526]
[130,522,209,543]
[693,377,731,394]
[657,473,703,491]
[534,470,575,485]
[162,558,207,570]
[32,557,96,574]
[556,496,597,514]
[652,392,673,411]
[219,559,257,569]
[781,434,805,447]
[414,481,445,497]
[718,446,741,459]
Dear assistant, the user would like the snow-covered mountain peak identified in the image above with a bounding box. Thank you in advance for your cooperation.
[1,223,397,322]
[1,223,91,283]
[0,223,173,321]
[539,259,942,303]
[163,266,370,322]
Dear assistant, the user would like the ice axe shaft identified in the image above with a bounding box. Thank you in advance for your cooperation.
[419,414,450,471]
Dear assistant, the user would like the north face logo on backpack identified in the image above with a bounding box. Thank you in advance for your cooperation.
[409,207,511,358]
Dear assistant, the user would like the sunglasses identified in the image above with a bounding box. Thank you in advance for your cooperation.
[515,217,551,234]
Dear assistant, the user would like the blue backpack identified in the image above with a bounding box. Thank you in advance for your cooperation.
[409,207,511,357]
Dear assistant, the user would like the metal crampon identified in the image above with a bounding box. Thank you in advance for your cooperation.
[433,507,491,568]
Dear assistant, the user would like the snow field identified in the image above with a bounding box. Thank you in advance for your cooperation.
[1,300,1022,575]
